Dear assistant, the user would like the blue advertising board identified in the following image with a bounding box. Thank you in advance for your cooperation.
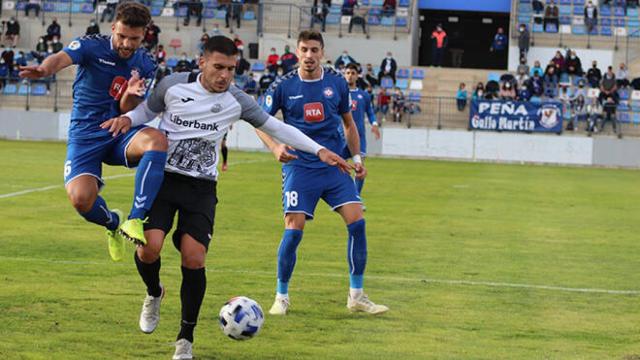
[418,0,511,13]
[469,100,563,133]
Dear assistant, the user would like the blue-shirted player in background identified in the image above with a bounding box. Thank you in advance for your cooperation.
[20,3,168,261]
[342,63,380,208]
[257,30,388,316]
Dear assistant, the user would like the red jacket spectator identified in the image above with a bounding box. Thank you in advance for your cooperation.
[267,48,279,72]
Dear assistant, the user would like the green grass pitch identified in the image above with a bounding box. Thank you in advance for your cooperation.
[0,139,639,359]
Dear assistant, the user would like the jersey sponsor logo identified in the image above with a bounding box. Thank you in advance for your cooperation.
[210,103,222,113]
[170,113,221,131]
[323,87,334,99]
[68,40,81,51]
[351,99,358,111]
[303,102,325,122]
[109,76,128,101]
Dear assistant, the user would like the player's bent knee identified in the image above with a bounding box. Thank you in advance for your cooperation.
[68,191,96,213]
[137,246,161,263]
[181,253,205,269]
[142,129,168,151]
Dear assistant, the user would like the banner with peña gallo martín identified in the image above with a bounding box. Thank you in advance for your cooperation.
[469,100,563,133]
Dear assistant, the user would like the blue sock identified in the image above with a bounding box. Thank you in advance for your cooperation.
[80,196,120,231]
[129,150,166,220]
[276,229,303,295]
[355,178,365,197]
[347,219,367,289]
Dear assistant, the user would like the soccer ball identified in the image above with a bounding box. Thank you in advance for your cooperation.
[218,296,264,340]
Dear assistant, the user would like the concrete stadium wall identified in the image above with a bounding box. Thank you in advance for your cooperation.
[2,109,640,168]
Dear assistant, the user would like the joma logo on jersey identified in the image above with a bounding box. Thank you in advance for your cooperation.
[109,76,128,101]
[303,102,325,122]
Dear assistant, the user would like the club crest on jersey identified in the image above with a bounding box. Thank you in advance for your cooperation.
[211,103,222,113]
[323,87,334,99]
[265,95,273,108]
[303,102,325,122]
[68,40,81,51]
[357,94,363,99]
[109,76,128,101]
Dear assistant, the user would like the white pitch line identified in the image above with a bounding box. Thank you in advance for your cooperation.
[0,159,271,200]
[0,255,638,295]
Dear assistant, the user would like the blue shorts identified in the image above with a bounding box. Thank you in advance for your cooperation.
[64,126,147,187]
[282,165,361,220]
[341,136,367,159]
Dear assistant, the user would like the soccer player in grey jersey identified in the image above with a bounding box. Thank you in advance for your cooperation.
[101,36,350,360]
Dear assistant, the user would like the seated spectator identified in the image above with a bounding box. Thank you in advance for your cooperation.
[31,37,48,63]
[377,88,391,120]
[532,0,544,14]
[175,52,193,72]
[258,71,276,95]
[156,44,167,62]
[528,72,544,97]
[515,67,530,89]
[472,82,485,101]
[349,8,367,34]
[144,20,161,51]
[544,0,560,31]
[405,102,421,115]
[198,34,210,55]
[456,82,467,111]
[565,50,583,77]
[383,0,396,16]
[14,50,27,68]
[25,0,41,17]
[530,60,544,77]
[101,0,118,23]
[266,47,279,73]
[225,0,243,29]
[155,60,171,83]
[378,51,397,85]
[616,62,629,88]
[586,98,602,134]
[558,86,572,126]
[1,45,14,74]
[550,50,565,73]
[364,63,378,88]
[233,34,244,56]
[86,20,100,36]
[311,0,331,32]
[518,85,531,101]
[599,66,618,104]
[517,57,529,77]
[587,60,602,88]
[51,37,63,53]
[543,66,559,97]
[46,18,61,42]
[243,72,258,95]
[4,17,20,47]
[601,95,618,134]
[499,81,516,100]
[342,0,357,16]
[280,45,298,74]
[235,53,251,77]
[335,50,357,68]
[392,88,405,122]
[185,0,203,27]
[584,1,598,33]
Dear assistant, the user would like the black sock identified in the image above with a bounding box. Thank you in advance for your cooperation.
[177,266,206,343]
[221,145,228,164]
[134,252,162,297]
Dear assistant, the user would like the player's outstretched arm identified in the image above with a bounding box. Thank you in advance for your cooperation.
[100,100,159,137]
[19,51,73,79]
[255,128,298,163]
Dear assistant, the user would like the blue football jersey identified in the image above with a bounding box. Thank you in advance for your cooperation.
[63,34,157,139]
[338,88,376,143]
[262,66,350,168]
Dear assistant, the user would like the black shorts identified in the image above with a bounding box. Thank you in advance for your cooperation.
[144,171,218,251]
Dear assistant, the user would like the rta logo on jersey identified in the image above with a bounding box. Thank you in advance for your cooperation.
[303,102,325,122]
[109,76,128,101]
[323,87,334,99]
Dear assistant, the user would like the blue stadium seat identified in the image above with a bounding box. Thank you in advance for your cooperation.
[42,2,53,11]
[80,3,93,13]
[361,0,370,5]
[216,9,226,19]
[633,113,640,124]
[519,3,532,13]
[396,17,407,27]
[151,6,162,16]
[545,23,558,32]
[520,0,531,3]
[559,72,570,84]
[487,72,501,82]
[559,5,571,15]
[251,62,265,72]
[412,68,425,79]
[55,3,70,12]
[31,84,47,96]
[396,79,408,89]
[396,68,409,79]
[71,3,81,13]
[629,7,639,17]
[572,24,586,34]
[368,16,380,26]
[380,77,394,89]
[519,14,532,23]
[629,19,640,27]
[176,6,188,17]
[588,25,598,35]
[601,17,612,26]
[600,26,613,36]
[601,6,612,16]
[532,24,543,33]
[399,0,409,6]
[380,16,393,26]
[559,16,571,25]
[326,14,340,24]
[614,7,625,17]
[559,0,571,4]
[368,7,381,16]
[16,1,26,10]
[166,58,178,68]
[371,0,384,6]
[630,27,640,37]
[620,88,630,100]
[618,101,630,112]
[243,10,255,20]
[573,0,584,4]
[329,5,341,14]
[618,112,631,123]
[18,84,29,96]
[614,18,625,27]
[2,84,17,95]
[408,91,421,102]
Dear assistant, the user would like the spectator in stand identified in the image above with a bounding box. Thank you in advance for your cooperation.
[616,62,629,88]
[518,24,530,60]
[584,1,598,33]
[51,37,63,53]
[86,19,100,35]
[14,50,26,68]
[342,0,357,16]
[175,52,192,72]
[31,37,47,63]
[243,72,258,95]
[431,24,447,67]
[311,0,331,32]
[4,17,20,47]
[377,87,391,121]
[280,45,298,74]
[550,51,565,73]
[517,57,529,76]
[364,63,378,88]
[587,60,602,88]
[349,7,367,34]
[599,66,618,104]
[490,27,507,54]
[25,0,42,17]
[543,65,559,97]
[565,50,583,77]
[586,97,602,134]
[155,60,171,83]
[1,45,15,74]
[601,95,619,134]
[198,33,209,55]
[559,86,572,129]
[155,44,167,63]
[382,0,396,17]
[499,81,516,100]
[544,0,560,31]
[266,47,279,73]
[532,0,544,14]
[185,0,203,27]
[46,18,61,42]
[516,66,530,90]
[530,60,543,77]
[209,23,221,36]
[392,88,405,122]
[378,51,397,85]
[143,20,160,51]
[528,72,544,97]
[472,82,484,101]
[335,50,357,68]
[233,34,244,52]
[226,0,244,29]
[258,71,276,95]
[0,58,7,88]
[235,52,251,77]
[456,82,467,111]
[101,0,119,23]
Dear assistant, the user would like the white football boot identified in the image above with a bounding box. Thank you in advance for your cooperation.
[139,284,164,333]
[268,295,290,315]
[172,339,193,360]
[347,293,389,314]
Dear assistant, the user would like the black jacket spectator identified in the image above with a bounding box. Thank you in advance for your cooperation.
[175,54,192,72]
[144,21,161,50]
[86,21,100,35]
[235,55,250,76]
[46,19,61,41]
[565,52,583,76]
[378,53,397,85]
[518,24,530,59]
[586,61,602,88]
[4,17,20,47]
[312,0,331,32]
[259,72,276,95]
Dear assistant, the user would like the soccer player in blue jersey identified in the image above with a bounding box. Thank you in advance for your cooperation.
[342,63,380,205]
[257,30,388,315]
[19,3,167,261]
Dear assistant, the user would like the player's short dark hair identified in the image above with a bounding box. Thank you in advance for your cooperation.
[203,36,239,56]
[297,30,324,48]
[115,2,151,28]
[345,63,359,72]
